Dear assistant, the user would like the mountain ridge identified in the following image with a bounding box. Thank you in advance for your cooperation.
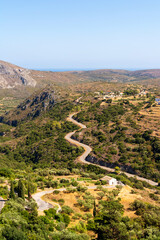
[1,60,160,92]
[0,60,36,89]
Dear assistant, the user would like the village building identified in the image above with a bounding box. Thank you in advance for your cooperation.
[155,98,160,105]
[100,176,118,185]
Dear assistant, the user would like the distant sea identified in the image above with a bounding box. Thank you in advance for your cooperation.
[35,68,142,72]
[35,68,99,72]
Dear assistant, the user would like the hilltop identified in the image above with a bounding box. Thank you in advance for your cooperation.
[0,60,36,88]
[0,60,160,113]
[1,60,160,92]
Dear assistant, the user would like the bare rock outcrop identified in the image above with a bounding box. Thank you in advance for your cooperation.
[0,60,36,88]
[0,88,56,126]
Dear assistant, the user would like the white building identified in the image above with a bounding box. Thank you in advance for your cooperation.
[101,176,118,185]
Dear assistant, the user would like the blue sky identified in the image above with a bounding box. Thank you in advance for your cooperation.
[1,0,160,69]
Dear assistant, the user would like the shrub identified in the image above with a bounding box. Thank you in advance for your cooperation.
[133,181,144,190]
[72,213,82,219]
[77,185,87,192]
[60,179,70,184]
[44,208,56,218]
[61,205,73,215]
[0,168,12,177]
[62,213,70,227]
[2,226,27,240]
[53,190,60,194]
[71,180,78,186]
[58,199,65,205]
[65,187,76,193]
[149,193,159,201]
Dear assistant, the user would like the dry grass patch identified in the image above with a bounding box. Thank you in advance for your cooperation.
[118,186,142,218]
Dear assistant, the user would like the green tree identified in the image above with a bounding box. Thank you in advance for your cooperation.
[9,181,15,200]
[94,199,129,240]
[27,181,32,200]
[93,200,96,217]
[2,226,27,240]
[97,191,105,200]
[18,180,25,199]
[115,166,120,174]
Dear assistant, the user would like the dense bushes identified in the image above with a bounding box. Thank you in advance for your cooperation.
[89,198,160,240]
[76,99,160,181]
[0,198,90,240]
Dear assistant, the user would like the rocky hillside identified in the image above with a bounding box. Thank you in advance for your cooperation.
[0,88,56,126]
[1,60,160,91]
[0,60,36,88]
[1,60,160,105]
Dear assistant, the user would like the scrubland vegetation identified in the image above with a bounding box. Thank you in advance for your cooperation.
[0,84,160,239]
[74,93,160,182]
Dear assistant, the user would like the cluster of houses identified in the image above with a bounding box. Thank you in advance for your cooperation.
[94,91,123,100]
[95,89,148,100]
[138,90,147,96]
[155,98,160,105]
[102,91,123,99]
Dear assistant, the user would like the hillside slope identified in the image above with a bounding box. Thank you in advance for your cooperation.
[1,60,160,91]
[0,60,36,88]
[0,88,57,126]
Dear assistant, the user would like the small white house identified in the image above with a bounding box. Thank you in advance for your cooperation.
[100,176,118,185]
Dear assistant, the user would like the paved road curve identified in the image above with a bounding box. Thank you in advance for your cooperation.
[65,112,158,186]
[32,185,116,212]
[32,111,158,212]
[32,189,62,213]
[0,197,6,212]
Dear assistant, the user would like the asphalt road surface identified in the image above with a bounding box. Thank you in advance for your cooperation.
[32,185,115,212]
[32,110,158,212]
[0,197,6,212]
[65,112,158,186]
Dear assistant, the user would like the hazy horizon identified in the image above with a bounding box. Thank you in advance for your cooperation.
[34,67,156,72]
[1,0,160,69]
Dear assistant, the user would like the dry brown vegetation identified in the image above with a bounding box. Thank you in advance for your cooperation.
[42,183,160,220]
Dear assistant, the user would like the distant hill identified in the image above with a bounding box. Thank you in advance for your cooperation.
[0,61,160,94]
[69,69,160,83]
[0,60,36,88]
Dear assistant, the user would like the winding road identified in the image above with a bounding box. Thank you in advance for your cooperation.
[65,112,158,186]
[32,190,55,212]
[33,109,158,213]
[0,197,6,212]
[32,185,116,212]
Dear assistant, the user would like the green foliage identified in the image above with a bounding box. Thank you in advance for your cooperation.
[44,208,56,218]
[17,180,25,199]
[61,205,73,215]
[93,199,127,240]
[0,168,12,177]
[50,230,90,240]
[77,185,87,192]
[93,200,96,217]
[133,181,144,190]
[9,181,15,199]
[124,88,138,96]
[2,226,27,240]
[0,185,9,199]
[149,193,159,201]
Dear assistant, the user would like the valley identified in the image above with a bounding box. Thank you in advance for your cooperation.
[0,60,160,239]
